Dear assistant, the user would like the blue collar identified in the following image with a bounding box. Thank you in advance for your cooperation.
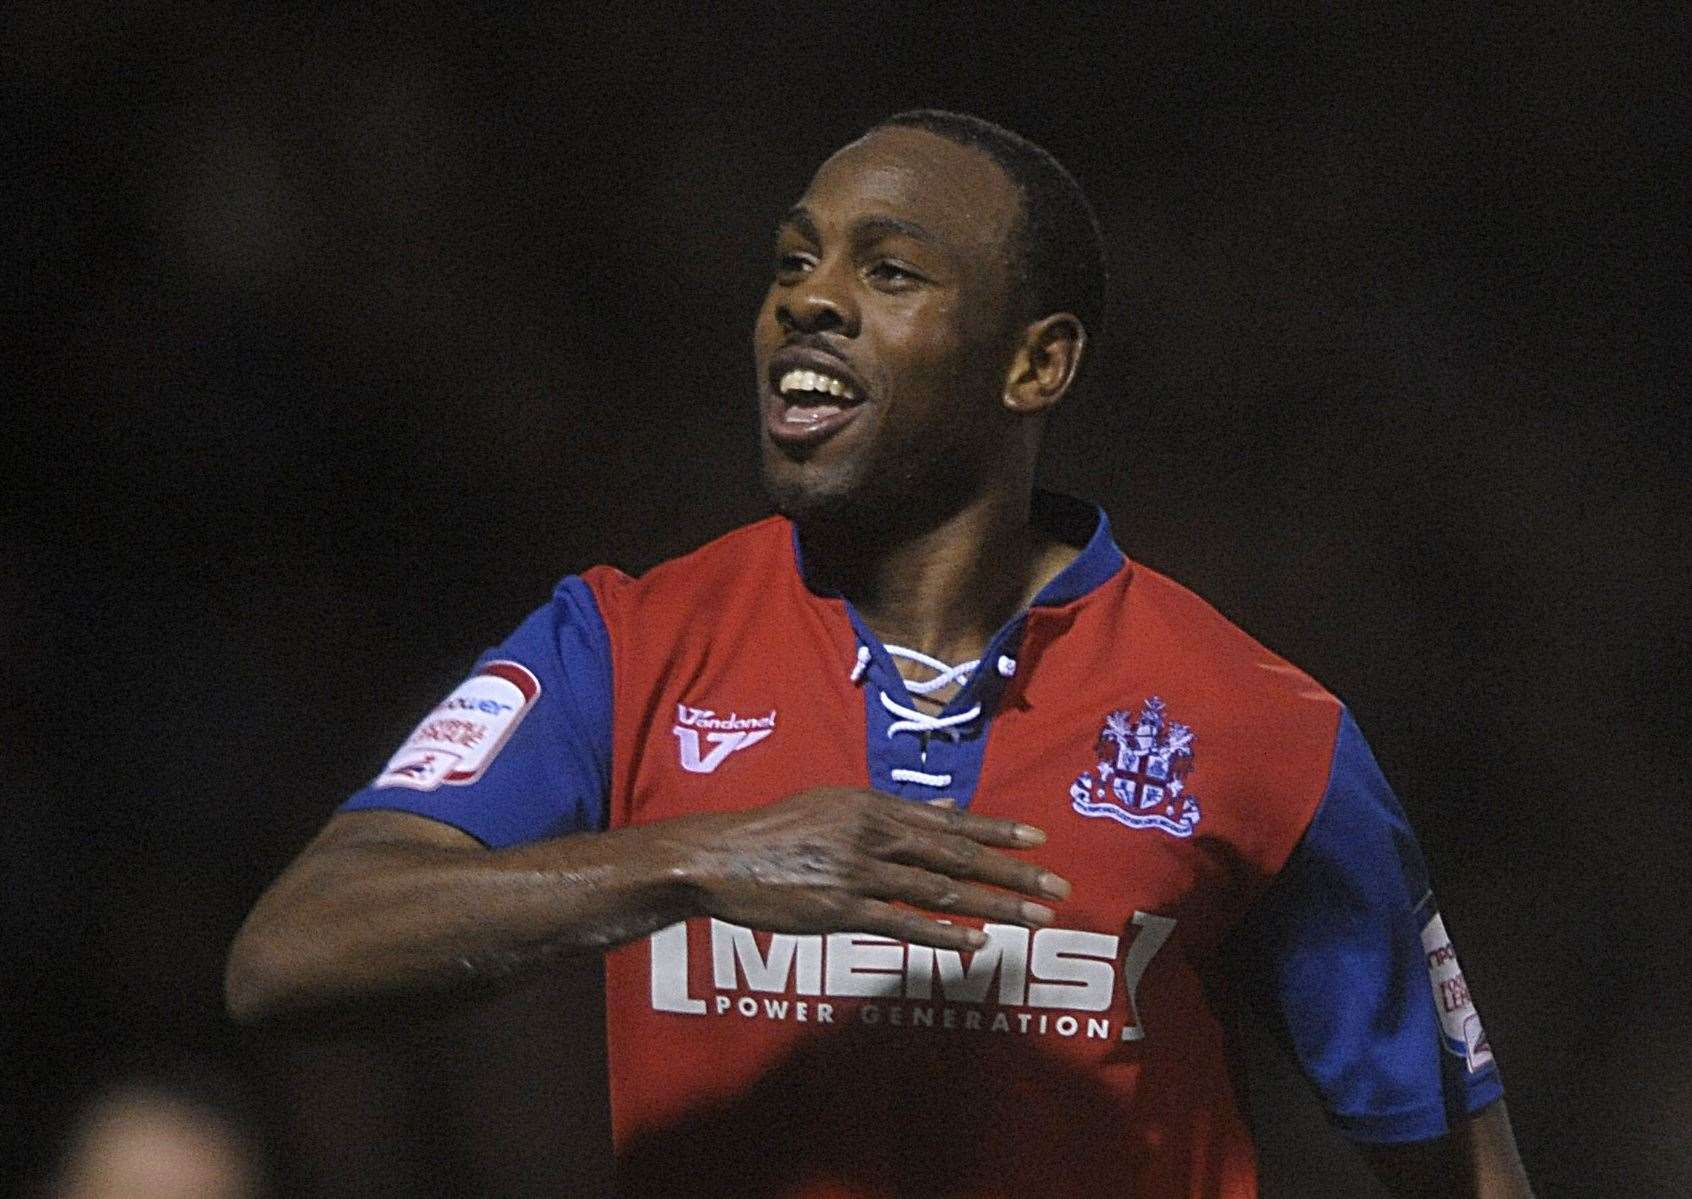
[1024,490,1126,608]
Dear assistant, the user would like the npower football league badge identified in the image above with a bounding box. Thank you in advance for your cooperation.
[375,660,541,791]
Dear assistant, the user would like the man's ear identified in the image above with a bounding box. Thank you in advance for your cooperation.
[1003,313,1086,415]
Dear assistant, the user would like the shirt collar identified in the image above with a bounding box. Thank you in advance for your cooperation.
[1024,490,1126,608]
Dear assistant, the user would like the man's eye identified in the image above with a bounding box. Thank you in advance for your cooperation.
[868,261,921,286]
[776,252,814,275]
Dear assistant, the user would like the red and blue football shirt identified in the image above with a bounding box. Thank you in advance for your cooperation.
[343,494,1503,1197]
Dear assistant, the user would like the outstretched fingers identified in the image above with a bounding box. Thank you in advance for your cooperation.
[883,796,1046,849]
[849,899,993,953]
[867,861,1055,927]
[873,803,1070,901]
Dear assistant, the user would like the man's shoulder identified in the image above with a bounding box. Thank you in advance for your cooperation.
[1118,558,1337,712]
[573,515,796,617]
[1099,560,1345,859]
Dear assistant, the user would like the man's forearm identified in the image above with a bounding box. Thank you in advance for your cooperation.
[227,789,1060,1028]
[1362,1100,1534,1199]
[225,812,700,1025]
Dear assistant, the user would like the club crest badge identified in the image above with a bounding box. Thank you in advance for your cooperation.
[1070,698,1202,838]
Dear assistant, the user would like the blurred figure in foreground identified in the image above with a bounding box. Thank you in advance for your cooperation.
[46,1072,265,1199]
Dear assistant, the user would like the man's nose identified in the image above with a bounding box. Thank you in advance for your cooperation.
[777,263,858,336]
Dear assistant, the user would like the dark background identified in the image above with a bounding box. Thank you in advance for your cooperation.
[4,4,1686,1196]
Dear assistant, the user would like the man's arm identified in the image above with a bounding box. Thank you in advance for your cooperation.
[225,788,1067,1026]
[1237,709,1530,1190]
[1362,1100,1534,1199]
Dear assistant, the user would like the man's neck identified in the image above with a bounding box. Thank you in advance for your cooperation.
[797,488,1080,668]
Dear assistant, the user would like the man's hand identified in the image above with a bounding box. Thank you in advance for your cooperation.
[665,787,1071,952]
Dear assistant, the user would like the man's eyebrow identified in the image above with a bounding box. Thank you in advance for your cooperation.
[776,207,940,247]
[778,206,821,242]
[851,214,938,246]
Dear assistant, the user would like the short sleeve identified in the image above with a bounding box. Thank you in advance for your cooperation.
[338,575,612,848]
[1239,709,1504,1143]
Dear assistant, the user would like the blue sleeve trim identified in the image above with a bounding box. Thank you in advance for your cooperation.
[1242,709,1504,1143]
[1331,1075,1506,1144]
[339,576,613,848]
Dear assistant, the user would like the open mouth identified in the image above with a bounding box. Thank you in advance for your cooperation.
[776,367,858,425]
[765,353,868,448]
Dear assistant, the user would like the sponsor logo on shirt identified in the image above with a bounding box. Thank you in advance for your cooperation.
[1420,911,1494,1072]
[1069,698,1202,837]
[374,660,541,791]
[672,704,776,773]
[647,913,1178,1043]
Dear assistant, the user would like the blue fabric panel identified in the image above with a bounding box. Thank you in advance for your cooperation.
[824,493,1122,810]
[1245,710,1504,1143]
[846,606,1004,808]
[1025,492,1126,607]
[339,575,613,848]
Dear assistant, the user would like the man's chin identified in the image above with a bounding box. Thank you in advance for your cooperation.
[760,455,871,524]
[763,472,851,525]
[760,445,971,540]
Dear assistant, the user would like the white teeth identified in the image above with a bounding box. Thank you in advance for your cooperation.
[778,367,856,401]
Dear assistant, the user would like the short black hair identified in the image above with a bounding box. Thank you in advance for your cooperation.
[869,109,1107,343]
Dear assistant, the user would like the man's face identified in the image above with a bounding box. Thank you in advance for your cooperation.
[754,127,1025,525]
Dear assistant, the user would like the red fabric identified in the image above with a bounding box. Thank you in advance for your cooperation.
[583,518,1341,1198]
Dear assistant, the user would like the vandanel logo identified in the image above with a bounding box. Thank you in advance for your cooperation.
[672,704,777,774]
